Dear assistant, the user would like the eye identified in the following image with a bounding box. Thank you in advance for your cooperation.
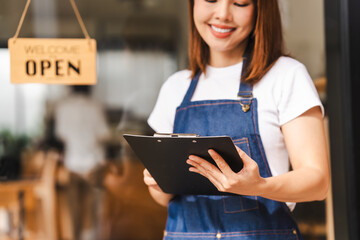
[234,2,250,7]
[205,0,217,2]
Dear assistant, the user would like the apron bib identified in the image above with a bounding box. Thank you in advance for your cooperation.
[164,68,302,240]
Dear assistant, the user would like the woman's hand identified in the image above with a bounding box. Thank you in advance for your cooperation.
[187,146,266,196]
[143,168,162,192]
[188,107,329,202]
[143,168,174,207]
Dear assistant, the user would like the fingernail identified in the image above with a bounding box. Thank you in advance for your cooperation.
[189,155,195,160]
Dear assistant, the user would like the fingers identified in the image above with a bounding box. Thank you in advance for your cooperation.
[187,159,225,191]
[143,169,155,183]
[143,168,162,191]
[143,168,151,177]
[235,146,259,176]
[188,167,225,191]
[187,155,225,180]
[187,154,234,192]
[144,174,157,186]
[235,146,257,168]
[208,149,235,176]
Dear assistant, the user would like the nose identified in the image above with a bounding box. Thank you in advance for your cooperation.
[214,1,233,22]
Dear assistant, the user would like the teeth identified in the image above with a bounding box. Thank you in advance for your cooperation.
[211,25,233,33]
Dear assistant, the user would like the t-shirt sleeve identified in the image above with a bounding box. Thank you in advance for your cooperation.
[278,63,324,126]
[148,70,191,133]
[147,80,177,133]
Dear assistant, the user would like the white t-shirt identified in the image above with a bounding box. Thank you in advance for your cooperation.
[148,56,323,210]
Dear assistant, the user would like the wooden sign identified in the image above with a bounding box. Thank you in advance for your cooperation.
[8,38,97,84]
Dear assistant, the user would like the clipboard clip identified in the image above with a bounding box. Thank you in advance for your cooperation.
[153,133,200,138]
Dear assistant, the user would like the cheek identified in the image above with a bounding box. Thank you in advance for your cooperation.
[193,4,206,24]
[237,8,256,32]
[193,5,210,36]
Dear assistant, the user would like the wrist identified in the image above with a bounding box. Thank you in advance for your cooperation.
[256,177,271,197]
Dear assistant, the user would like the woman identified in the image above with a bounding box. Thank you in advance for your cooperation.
[145,0,330,239]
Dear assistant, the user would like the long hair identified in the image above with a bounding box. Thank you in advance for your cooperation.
[188,0,285,84]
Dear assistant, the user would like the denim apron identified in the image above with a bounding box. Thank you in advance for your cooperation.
[165,66,303,239]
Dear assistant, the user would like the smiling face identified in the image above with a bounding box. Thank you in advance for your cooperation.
[193,0,256,64]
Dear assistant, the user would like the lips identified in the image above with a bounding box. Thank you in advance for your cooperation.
[209,24,236,38]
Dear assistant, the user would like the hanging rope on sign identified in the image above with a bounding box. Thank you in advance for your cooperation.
[12,0,91,42]
[13,0,32,43]
[69,0,90,40]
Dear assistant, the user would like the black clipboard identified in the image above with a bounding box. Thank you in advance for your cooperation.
[123,134,243,195]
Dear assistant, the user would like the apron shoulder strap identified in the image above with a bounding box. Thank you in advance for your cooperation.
[238,81,253,98]
[181,71,201,105]
[181,56,253,105]
[238,51,253,98]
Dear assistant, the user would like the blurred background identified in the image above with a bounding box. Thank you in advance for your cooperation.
[0,0,336,239]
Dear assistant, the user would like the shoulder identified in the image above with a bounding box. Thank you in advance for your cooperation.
[270,56,307,75]
[258,56,323,125]
[147,69,192,132]
[160,69,192,93]
[169,69,193,80]
[254,56,317,109]
[258,56,311,90]
[156,69,192,102]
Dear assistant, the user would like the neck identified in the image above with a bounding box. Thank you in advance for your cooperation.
[209,52,243,67]
[209,41,248,68]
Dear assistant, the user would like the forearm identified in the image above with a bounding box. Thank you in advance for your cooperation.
[148,187,174,207]
[262,107,330,202]
[259,167,329,202]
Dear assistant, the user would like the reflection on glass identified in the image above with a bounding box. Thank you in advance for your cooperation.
[0,0,328,239]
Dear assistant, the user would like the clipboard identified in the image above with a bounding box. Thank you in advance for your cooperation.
[123,134,243,195]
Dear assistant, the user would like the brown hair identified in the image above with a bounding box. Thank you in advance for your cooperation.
[188,0,285,84]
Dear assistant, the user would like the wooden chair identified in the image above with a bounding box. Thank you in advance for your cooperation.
[0,150,62,240]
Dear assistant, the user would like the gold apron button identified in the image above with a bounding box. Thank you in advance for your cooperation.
[239,101,251,112]
[164,230,167,237]
[216,232,221,239]
[242,104,250,112]
[293,229,297,235]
